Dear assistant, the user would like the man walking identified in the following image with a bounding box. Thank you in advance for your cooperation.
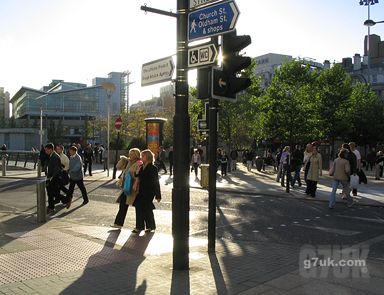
[349,142,361,196]
[83,143,94,176]
[156,146,167,174]
[67,146,89,209]
[55,144,70,203]
[291,145,304,187]
[45,143,62,214]
[168,146,173,176]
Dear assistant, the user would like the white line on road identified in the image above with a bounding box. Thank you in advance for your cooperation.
[293,224,361,236]
[335,215,384,224]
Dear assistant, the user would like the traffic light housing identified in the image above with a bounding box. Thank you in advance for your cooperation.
[197,68,211,99]
[212,30,252,101]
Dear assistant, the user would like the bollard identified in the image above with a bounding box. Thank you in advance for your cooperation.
[1,156,6,176]
[200,164,209,189]
[36,177,46,223]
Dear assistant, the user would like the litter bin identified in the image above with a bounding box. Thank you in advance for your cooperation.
[200,164,209,189]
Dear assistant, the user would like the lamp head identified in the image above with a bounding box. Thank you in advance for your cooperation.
[364,19,376,26]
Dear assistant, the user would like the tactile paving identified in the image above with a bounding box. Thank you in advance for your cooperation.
[0,228,130,285]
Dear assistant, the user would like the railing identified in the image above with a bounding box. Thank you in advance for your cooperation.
[1,150,40,176]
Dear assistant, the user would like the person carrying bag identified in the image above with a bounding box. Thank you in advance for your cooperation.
[111,148,141,229]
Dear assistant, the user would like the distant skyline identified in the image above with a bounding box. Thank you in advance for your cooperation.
[1,0,383,106]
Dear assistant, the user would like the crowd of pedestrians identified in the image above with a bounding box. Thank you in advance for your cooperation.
[35,139,383,223]
[42,142,90,214]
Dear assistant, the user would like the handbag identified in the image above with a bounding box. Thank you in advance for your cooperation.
[123,171,133,195]
[357,169,367,184]
[350,174,359,189]
[60,170,69,186]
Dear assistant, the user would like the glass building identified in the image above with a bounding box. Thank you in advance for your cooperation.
[10,73,128,144]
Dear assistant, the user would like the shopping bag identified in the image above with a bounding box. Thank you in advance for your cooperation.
[123,172,132,195]
[350,174,359,189]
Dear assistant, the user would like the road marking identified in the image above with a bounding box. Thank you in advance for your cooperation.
[293,224,361,236]
[335,215,384,224]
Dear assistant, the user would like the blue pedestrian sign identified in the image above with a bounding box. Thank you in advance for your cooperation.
[188,0,239,41]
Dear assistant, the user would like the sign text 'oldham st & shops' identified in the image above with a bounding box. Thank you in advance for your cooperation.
[188,0,239,41]
[141,56,175,87]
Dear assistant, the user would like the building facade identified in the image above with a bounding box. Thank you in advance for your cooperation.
[0,87,10,121]
[130,83,175,116]
[341,34,384,98]
[10,72,128,144]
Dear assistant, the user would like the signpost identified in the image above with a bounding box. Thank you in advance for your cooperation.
[188,0,239,41]
[188,43,218,68]
[141,56,175,86]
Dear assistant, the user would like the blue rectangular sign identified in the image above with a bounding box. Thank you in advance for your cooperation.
[188,0,239,41]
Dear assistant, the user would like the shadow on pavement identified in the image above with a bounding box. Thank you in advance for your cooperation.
[61,230,153,294]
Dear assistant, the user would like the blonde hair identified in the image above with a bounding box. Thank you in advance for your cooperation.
[283,146,290,152]
[129,148,141,162]
[141,149,154,163]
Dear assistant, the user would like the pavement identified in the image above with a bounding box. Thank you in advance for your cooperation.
[0,162,384,294]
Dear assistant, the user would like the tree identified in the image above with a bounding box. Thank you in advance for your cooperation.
[348,83,384,147]
[315,64,352,153]
[259,60,319,146]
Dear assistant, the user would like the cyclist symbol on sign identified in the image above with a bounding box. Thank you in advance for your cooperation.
[190,50,198,64]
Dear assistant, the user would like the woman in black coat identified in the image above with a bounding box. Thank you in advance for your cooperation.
[132,149,161,233]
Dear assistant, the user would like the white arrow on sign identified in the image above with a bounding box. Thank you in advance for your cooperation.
[218,78,226,88]
[141,56,175,86]
[188,43,218,68]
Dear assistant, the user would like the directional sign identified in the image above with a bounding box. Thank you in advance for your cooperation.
[189,0,219,9]
[188,0,239,41]
[197,119,209,132]
[188,43,218,68]
[141,56,175,86]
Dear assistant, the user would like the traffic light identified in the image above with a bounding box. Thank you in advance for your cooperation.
[197,68,211,99]
[212,30,252,101]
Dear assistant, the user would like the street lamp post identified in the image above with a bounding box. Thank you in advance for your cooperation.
[102,82,116,178]
[34,93,48,148]
[359,0,380,84]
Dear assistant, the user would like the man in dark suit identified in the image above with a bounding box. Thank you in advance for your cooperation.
[45,143,62,214]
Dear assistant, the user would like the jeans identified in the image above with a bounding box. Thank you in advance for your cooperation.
[329,179,353,207]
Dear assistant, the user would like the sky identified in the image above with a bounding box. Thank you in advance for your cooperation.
[1,0,384,106]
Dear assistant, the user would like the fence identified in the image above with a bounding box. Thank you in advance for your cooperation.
[1,150,40,176]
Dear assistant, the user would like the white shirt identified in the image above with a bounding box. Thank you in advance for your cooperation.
[353,149,361,169]
[59,152,70,171]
